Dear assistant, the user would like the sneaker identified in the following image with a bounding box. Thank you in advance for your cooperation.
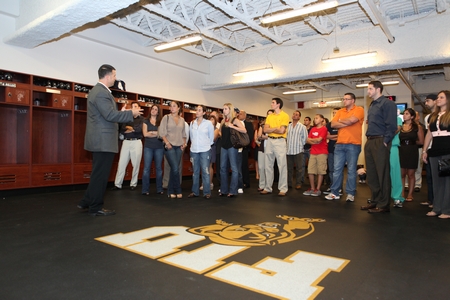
[323,188,331,195]
[238,188,244,194]
[339,189,343,195]
[210,183,214,190]
[346,194,355,202]
[325,193,340,200]
[359,179,363,183]
[303,189,313,196]
[394,200,403,208]
[311,189,321,197]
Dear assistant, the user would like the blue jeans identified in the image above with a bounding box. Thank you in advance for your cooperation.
[191,150,211,196]
[327,152,335,186]
[220,147,239,195]
[331,144,361,196]
[165,146,183,195]
[142,147,164,194]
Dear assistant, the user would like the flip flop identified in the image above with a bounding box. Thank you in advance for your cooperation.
[405,197,413,202]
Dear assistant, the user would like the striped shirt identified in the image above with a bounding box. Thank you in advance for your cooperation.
[286,121,308,155]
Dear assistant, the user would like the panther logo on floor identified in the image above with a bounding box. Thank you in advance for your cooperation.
[97,215,348,299]
[188,215,326,246]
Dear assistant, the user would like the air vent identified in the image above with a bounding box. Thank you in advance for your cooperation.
[0,174,16,184]
[43,172,61,181]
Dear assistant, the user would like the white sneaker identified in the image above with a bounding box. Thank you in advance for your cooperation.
[325,193,340,200]
[394,200,403,208]
[346,194,355,202]
[238,188,244,194]
[311,189,321,197]
[303,189,313,196]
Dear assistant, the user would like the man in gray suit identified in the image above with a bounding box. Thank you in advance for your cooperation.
[78,64,142,216]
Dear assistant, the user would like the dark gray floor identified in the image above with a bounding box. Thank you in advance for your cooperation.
[1,177,449,300]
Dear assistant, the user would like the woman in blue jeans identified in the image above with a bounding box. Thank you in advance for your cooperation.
[219,103,247,198]
[159,101,187,199]
[188,105,215,198]
[141,105,164,196]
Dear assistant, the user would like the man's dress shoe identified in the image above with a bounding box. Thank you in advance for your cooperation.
[360,203,376,210]
[368,207,390,214]
[89,208,116,216]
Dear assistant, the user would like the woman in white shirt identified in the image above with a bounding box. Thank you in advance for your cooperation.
[189,105,215,198]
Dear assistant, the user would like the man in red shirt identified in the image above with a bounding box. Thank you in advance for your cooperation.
[303,114,328,197]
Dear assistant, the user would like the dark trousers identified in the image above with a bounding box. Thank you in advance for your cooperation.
[365,138,391,209]
[80,152,115,213]
[425,157,434,204]
[242,147,250,188]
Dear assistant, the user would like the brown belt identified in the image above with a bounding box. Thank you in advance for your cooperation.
[367,135,383,140]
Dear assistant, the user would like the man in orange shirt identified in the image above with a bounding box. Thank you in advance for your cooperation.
[325,93,364,202]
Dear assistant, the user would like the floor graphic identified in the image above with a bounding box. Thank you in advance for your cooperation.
[96,215,350,299]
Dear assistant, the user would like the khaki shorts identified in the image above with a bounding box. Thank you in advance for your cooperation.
[308,154,328,175]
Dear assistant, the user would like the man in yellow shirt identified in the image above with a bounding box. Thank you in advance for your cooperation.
[260,98,290,196]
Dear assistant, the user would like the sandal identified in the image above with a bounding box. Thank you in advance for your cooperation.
[188,193,198,198]
[227,194,235,198]
[405,197,413,202]
[426,211,438,217]
[168,194,176,199]
[438,214,450,219]
[176,194,183,199]
[420,201,430,206]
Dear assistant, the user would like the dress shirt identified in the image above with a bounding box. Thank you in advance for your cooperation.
[286,122,308,155]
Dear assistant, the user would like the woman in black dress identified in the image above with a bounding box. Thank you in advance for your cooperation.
[399,108,424,201]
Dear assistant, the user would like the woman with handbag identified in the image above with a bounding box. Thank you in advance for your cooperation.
[422,90,450,219]
[141,104,164,196]
[219,103,247,197]
[159,101,187,199]
[188,105,215,199]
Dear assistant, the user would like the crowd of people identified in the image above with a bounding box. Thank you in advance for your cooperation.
[80,65,450,218]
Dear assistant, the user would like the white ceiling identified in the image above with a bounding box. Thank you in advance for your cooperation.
[4,0,450,100]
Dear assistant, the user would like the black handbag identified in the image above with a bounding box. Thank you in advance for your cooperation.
[230,127,250,149]
[438,158,450,177]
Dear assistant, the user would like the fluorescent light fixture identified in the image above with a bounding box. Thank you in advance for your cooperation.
[356,80,399,88]
[233,67,273,77]
[381,80,400,85]
[261,1,339,24]
[322,51,377,63]
[154,36,202,51]
[283,89,317,95]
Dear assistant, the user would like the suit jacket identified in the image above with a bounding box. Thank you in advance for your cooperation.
[84,83,133,153]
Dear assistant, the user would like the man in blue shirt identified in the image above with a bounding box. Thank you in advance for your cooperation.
[361,81,397,213]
